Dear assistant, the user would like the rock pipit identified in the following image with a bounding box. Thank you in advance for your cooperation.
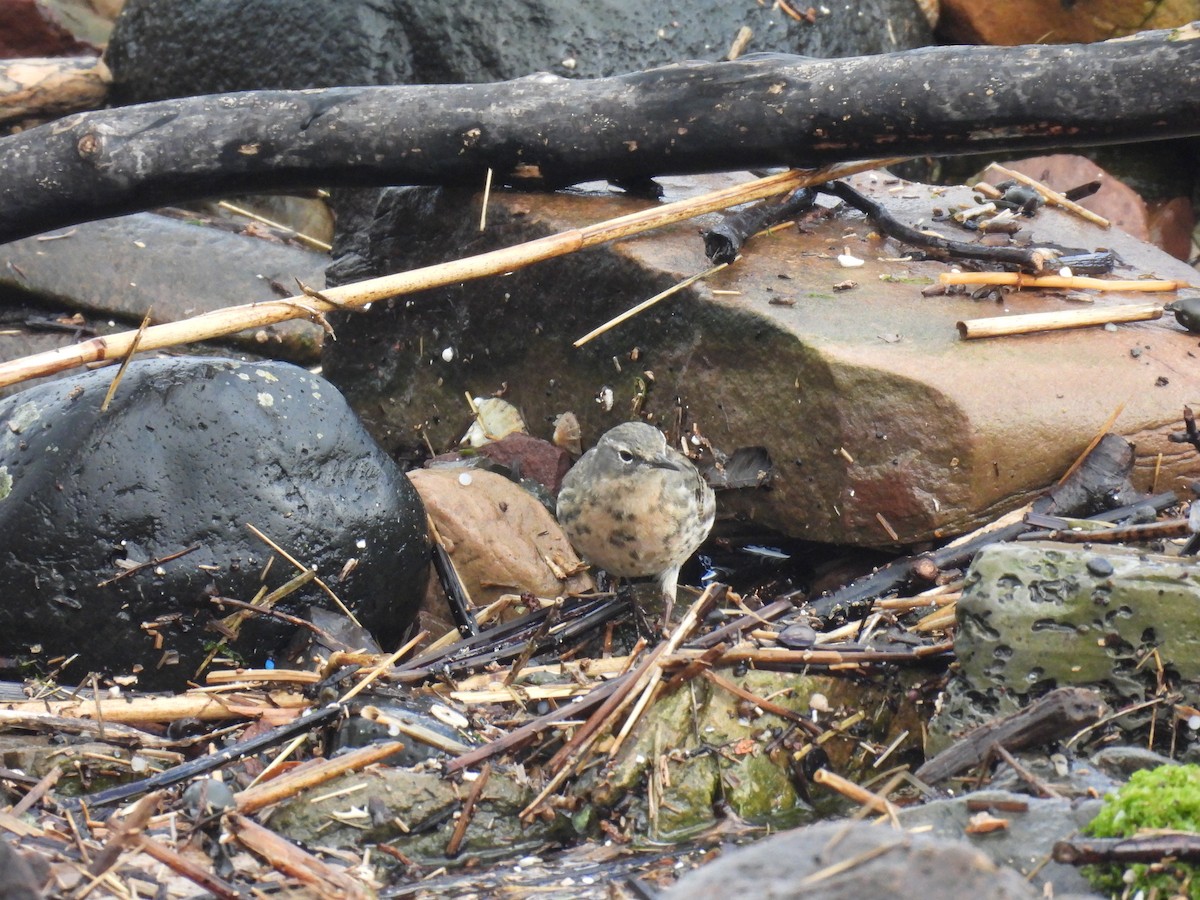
[556,422,715,605]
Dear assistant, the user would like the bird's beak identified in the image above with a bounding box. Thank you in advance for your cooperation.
[649,452,685,471]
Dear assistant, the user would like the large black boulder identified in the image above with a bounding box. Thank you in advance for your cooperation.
[105,0,932,103]
[0,357,429,688]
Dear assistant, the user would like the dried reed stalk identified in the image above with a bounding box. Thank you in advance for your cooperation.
[957,303,1162,339]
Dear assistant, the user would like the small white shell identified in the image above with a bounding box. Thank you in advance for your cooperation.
[552,412,583,456]
[460,397,527,447]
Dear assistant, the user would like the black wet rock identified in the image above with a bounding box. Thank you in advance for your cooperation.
[0,357,429,688]
[106,0,932,103]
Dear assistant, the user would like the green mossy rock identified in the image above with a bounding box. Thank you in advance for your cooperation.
[1083,763,1200,898]
[930,541,1200,752]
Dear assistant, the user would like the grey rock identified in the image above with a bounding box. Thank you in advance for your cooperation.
[106,0,932,103]
[0,356,429,688]
[664,819,1040,899]
[0,834,41,900]
[0,213,327,366]
[898,790,1102,897]
[1090,746,1179,781]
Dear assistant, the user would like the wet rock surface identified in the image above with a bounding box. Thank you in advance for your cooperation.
[931,541,1200,751]
[663,819,1043,899]
[591,667,924,839]
[0,212,328,368]
[270,763,574,867]
[323,174,1200,546]
[0,356,430,688]
[898,790,1101,896]
[106,0,932,103]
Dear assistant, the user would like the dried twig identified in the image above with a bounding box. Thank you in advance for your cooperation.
[218,200,332,251]
[916,687,1105,784]
[99,305,153,412]
[574,261,728,347]
[234,739,404,814]
[941,271,1190,291]
[812,768,898,817]
[0,688,310,724]
[987,163,1110,228]
[956,303,1163,339]
[518,643,666,821]
[229,813,370,899]
[446,763,492,857]
[96,543,201,588]
[245,523,361,626]
[820,179,1058,272]
[136,833,243,899]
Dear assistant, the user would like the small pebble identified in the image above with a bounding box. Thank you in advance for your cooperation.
[777,623,817,649]
[1086,556,1114,577]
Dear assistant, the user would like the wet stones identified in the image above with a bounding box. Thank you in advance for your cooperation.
[0,356,429,688]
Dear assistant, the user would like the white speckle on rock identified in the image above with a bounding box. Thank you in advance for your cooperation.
[256,369,279,383]
[441,347,455,362]
[458,472,472,486]
[257,392,274,408]
[356,538,367,549]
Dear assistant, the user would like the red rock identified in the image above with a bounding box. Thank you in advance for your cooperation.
[1147,196,1197,263]
[986,155,1194,260]
[476,432,573,495]
[0,0,98,58]
[988,154,1149,239]
[938,0,1197,45]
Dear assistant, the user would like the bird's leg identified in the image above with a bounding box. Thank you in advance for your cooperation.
[657,564,680,636]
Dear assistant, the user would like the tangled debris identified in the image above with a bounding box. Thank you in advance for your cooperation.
[2,418,1197,896]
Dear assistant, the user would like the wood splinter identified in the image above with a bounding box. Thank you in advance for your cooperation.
[957,303,1163,340]
[941,272,1192,292]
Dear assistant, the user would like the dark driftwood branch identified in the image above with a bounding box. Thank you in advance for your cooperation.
[1,23,1198,244]
[1054,834,1200,865]
[914,686,1105,785]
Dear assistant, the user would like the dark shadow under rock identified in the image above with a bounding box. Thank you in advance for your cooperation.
[0,356,429,688]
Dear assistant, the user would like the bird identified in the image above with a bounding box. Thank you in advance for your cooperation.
[556,422,715,605]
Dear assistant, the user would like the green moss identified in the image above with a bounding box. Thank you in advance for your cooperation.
[1083,763,1200,898]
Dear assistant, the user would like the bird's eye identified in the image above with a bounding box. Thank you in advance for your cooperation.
[617,449,634,463]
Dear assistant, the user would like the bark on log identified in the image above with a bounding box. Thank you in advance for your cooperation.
[0,23,1197,244]
[0,56,110,126]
